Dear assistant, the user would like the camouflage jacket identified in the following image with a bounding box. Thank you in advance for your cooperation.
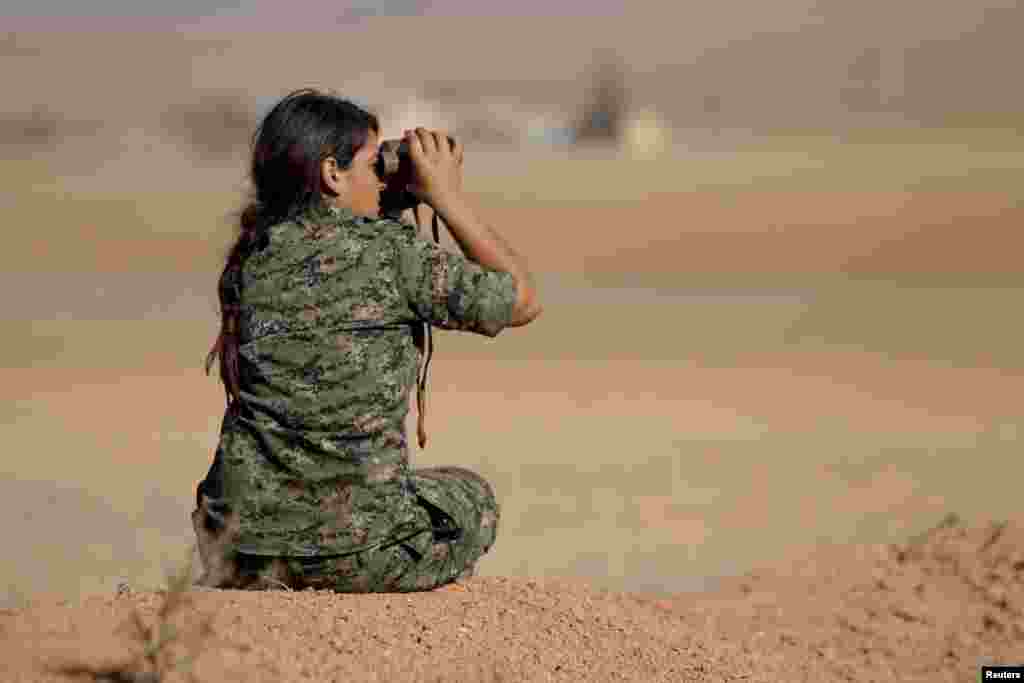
[198,204,517,556]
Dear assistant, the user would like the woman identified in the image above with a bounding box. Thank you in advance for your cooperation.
[192,88,542,592]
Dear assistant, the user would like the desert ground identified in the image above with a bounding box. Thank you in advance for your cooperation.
[2,23,1024,681]
[5,517,1024,682]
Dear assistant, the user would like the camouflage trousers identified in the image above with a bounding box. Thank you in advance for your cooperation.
[191,466,498,593]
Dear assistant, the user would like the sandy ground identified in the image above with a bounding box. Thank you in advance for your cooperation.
[2,188,1023,679]
[3,516,1023,682]
[2,53,1023,676]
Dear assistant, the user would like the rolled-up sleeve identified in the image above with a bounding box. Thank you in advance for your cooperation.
[390,227,517,337]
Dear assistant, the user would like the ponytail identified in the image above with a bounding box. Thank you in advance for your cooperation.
[205,203,268,412]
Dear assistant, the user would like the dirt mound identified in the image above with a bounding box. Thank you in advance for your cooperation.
[829,513,1024,680]
[2,515,1022,682]
[694,513,1024,681]
[844,513,1024,678]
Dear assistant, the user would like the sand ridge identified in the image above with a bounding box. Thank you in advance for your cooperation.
[2,515,1022,682]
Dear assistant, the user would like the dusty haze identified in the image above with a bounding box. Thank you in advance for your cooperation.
[1,1,1022,623]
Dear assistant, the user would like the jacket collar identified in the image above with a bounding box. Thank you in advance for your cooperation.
[299,201,356,224]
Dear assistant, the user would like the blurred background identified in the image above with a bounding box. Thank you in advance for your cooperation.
[2,0,1022,606]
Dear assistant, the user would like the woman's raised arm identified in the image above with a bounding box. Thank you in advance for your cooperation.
[405,128,543,327]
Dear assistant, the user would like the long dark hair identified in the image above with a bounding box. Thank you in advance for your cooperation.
[205,88,380,411]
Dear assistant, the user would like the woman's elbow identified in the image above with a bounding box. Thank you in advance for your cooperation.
[509,289,543,327]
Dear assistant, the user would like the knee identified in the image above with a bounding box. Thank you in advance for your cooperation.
[450,467,499,509]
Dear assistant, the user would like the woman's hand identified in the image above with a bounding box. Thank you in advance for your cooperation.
[405,127,464,209]
[404,127,542,327]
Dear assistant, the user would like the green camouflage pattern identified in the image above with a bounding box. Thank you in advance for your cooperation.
[193,466,498,592]
[193,203,514,591]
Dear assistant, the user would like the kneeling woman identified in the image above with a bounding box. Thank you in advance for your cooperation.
[193,88,542,592]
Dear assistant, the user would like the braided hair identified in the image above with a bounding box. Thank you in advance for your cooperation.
[205,88,379,411]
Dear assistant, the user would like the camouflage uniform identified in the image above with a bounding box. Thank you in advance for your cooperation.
[192,204,516,592]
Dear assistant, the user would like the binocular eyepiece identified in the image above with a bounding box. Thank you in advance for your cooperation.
[375,135,455,218]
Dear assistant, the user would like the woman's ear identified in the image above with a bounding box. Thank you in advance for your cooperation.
[320,157,348,197]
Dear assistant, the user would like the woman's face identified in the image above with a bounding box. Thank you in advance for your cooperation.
[330,129,384,218]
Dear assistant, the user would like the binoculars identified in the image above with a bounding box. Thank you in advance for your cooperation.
[375,135,455,218]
